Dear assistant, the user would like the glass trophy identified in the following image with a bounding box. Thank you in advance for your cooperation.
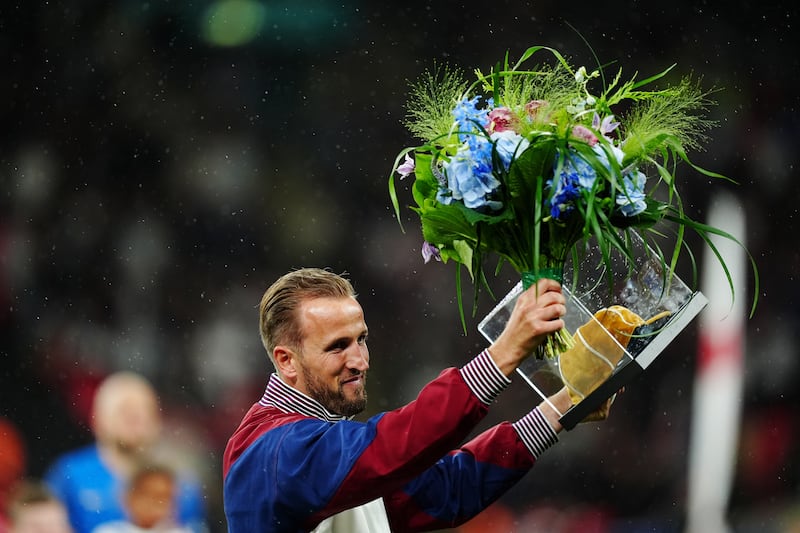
[478,231,708,430]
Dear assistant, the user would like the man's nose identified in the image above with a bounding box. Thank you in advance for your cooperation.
[348,347,369,372]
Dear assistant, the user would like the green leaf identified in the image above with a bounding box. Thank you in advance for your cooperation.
[452,240,474,277]
[664,211,760,317]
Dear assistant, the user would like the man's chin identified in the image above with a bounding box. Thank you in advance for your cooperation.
[339,393,367,417]
[307,377,367,416]
[115,441,149,457]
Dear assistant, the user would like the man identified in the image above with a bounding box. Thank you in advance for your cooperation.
[223,268,589,532]
[44,372,207,533]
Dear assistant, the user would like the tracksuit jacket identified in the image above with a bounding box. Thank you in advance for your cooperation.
[222,350,559,532]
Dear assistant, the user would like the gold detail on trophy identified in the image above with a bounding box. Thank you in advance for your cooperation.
[559,306,671,405]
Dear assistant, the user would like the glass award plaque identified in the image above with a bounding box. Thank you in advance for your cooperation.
[478,231,708,430]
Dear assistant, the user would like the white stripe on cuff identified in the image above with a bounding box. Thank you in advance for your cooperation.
[512,407,559,459]
[459,350,511,405]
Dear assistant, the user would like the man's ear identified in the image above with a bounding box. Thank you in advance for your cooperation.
[274,346,298,382]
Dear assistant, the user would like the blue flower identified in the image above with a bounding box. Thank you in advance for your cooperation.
[439,138,502,210]
[548,150,594,219]
[557,149,600,190]
[452,96,491,142]
[491,130,530,169]
[616,170,648,216]
[591,142,625,176]
[549,173,581,219]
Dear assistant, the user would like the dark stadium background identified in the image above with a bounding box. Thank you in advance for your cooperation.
[2,2,798,531]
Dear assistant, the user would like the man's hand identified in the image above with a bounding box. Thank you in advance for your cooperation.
[539,387,619,433]
[581,393,617,422]
[487,278,566,376]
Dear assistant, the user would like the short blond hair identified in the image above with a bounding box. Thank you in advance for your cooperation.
[259,268,356,367]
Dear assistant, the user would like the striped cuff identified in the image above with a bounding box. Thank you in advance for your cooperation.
[512,407,559,459]
[459,349,511,405]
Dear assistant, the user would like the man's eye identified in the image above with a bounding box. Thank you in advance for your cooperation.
[358,335,368,344]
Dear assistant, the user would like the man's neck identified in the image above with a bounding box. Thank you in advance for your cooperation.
[96,442,146,476]
[261,373,350,422]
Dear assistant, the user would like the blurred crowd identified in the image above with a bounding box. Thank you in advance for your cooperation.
[1,372,205,533]
[2,1,799,532]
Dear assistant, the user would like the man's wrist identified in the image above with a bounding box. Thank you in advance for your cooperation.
[485,343,523,377]
[512,407,559,459]
[459,350,511,405]
[537,388,573,433]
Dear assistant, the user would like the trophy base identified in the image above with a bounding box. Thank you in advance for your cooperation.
[478,231,709,430]
[555,290,707,429]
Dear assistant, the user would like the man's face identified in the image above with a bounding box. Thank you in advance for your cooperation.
[292,296,369,416]
[93,381,160,455]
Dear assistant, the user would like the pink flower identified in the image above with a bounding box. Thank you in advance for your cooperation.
[487,107,516,133]
[571,124,598,146]
[396,153,415,179]
[524,99,547,119]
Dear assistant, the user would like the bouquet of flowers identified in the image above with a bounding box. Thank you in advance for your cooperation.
[389,46,758,359]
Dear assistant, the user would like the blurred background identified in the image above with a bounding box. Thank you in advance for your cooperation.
[1,1,798,532]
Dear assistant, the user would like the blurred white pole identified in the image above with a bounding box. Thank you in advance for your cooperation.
[685,191,747,533]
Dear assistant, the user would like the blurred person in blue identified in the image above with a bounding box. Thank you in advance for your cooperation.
[44,372,207,533]
[223,268,611,532]
[91,462,191,533]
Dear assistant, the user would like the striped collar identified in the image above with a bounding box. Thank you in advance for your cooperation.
[259,373,351,423]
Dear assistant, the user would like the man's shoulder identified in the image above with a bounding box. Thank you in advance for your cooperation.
[47,443,101,473]
[236,403,314,436]
[44,443,114,504]
[223,404,317,475]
